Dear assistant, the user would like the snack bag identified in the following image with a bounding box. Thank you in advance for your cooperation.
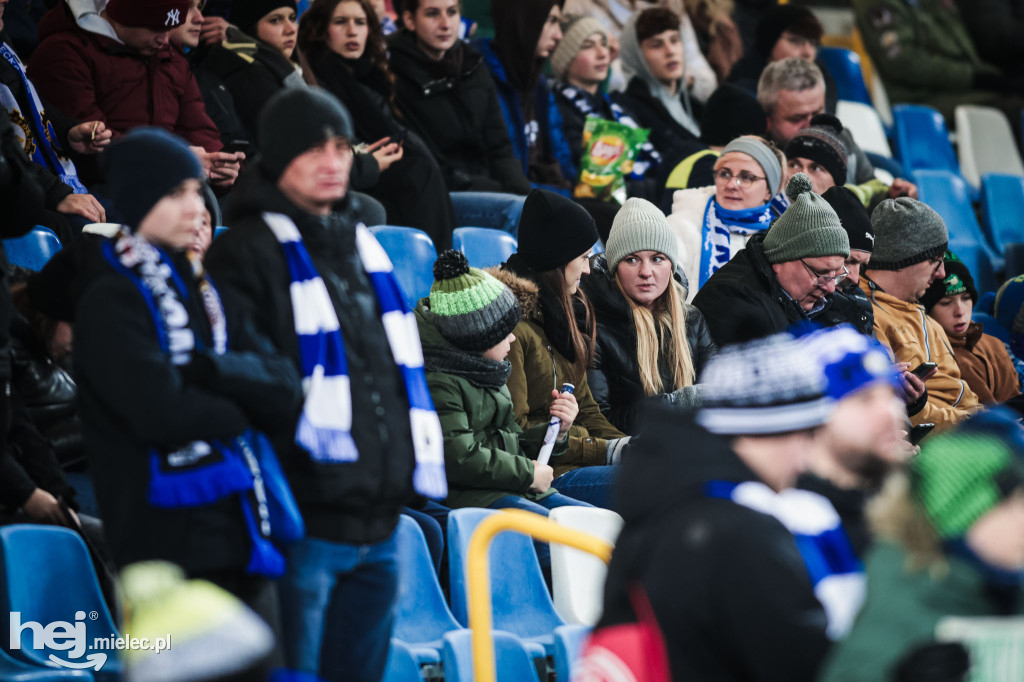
[574,116,650,204]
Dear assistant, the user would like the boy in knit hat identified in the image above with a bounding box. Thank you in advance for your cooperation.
[922,252,1021,407]
[694,173,871,345]
[861,198,980,429]
[784,115,848,196]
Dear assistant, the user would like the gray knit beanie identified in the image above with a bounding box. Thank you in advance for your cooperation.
[605,198,679,271]
[762,174,850,264]
[868,197,949,270]
[550,16,607,82]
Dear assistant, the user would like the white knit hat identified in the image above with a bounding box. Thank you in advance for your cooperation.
[605,198,679,272]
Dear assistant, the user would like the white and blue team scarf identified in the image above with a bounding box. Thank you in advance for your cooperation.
[698,196,774,289]
[263,213,447,500]
[706,480,866,640]
[0,42,87,194]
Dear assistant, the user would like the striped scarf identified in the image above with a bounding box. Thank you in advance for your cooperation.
[263,213,447,500]
[698,196,773,289]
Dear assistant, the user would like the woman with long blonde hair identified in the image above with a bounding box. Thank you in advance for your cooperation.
[583,197,717,434]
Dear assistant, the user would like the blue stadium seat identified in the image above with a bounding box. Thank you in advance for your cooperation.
[442,630,541,682]
[553,624,590,682]
[452,227,518,268]
[817,47,873,107]
[381,639,422,682]
[368,225,438,310]
[450,192,527,236]
[0,526,121,681]
[982,174,1024,248]
[892,105,963,180]
[4,227,62,271]
[0,646,92,681]
[972,312,1010,343]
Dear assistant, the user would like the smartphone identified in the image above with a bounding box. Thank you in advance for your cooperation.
[222,139,250,155]
[910,362,937,379]
[910,423,936,446]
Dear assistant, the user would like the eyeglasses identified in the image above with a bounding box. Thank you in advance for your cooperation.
[927,255,945,272]
[712,168,767,189]
[801,259,849,287]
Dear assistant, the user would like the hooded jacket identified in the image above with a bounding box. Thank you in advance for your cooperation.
[946,321,1020,406]
[582,254,717,434]
[27,1,222,155]
[692,232,873,346]
[388,30,530,194]
[491,266,625,476]
[597,406,830,681]
[861,276,980,429]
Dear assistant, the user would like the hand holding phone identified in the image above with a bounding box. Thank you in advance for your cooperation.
[910,423,935,446]
[910,362,937,379]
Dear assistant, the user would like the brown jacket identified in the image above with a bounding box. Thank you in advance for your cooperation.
[948,322,1021,405]
[861,277,980,429]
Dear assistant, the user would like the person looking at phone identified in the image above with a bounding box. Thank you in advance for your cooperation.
[861,198,980,429]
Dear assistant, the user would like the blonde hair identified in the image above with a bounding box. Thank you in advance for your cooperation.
[868,472,948,576]
[615,272,695,395]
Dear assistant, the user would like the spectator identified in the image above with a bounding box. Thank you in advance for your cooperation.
[782,116,847,196]
[861,198,980,429]
[496,189,625,509]
[298,0,457,249]
[821,185,875,340]
[591,332,835,681]
[820,409,1024,682]
[388,0,530,194]
[28,0,242,188]
[667,135,782,296]
[205,88,448,682]
[583,197,717,434]
[921,252,1021,406]
[73,129,302,631]
[995,275,1024,386]
[682,0,743,83]
[693,174,872,345]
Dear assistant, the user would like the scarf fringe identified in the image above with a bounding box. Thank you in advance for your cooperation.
[147,450,252,509]
[296,413,359,463]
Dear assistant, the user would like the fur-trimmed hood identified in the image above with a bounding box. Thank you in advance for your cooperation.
[489,266,541,319]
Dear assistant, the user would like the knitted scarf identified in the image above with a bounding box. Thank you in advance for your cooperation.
[555,82,661,179]
[0,42,87,194]
[698,196,773,289]
[102,229,289,577]
[706,480,865,640]
[263,212,448,500]
[423,344,512,389]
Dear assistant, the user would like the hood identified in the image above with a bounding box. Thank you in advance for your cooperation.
[489,0,558,93]
[490,265,540,319]
[38,0,120,44]
[414,298,448,350]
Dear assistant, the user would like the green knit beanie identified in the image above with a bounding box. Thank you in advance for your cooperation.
[762,174,850,264]
[429,250,521,352]
[606,197,679,272]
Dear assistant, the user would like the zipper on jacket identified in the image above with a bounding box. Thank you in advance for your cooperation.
[547,345,558,391]
[916,308,932,363]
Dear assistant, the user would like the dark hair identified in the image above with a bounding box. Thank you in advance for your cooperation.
[755,6,823,59]
[399,0,460,19]
[534,269,596,377]
[635,8,680,43]
[299,0,389,73]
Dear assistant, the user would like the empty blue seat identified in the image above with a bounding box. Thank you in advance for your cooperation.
[381,639,422,682]
[452,227,518,268]
[450,192,527,236]
[4,227,62,271]
[368,225,438,310]
[553,624,590,682]
[892,105,962,179]
[0,526,121,681]
[0,646,93,681]
[442,630,541,682]
[972,312,1010,343]
[817,47,873,107]
[982,174,1024,248]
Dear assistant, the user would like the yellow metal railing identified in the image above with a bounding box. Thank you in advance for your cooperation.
[466,509,614,682]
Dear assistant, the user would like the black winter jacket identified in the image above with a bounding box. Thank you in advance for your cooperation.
[610,76,706,171]
[387,31,530,195]
[74,246,301,573]
[206,169,419,545]
[598,406,829,681]
[581,254,717,434]
[692,232,872,346]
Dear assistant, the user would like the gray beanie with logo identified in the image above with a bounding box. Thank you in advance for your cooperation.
[605,198,679,272]
[868,197,949,270]
[762,174,850,264]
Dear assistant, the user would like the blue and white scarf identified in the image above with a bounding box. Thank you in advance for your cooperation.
[556,82,661,179]
[698,196,773,289]
[706,480,865,640]
[0,42,87,194]
[263,213,447,500]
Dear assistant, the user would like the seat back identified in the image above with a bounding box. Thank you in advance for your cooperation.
[548,507,623,626]
[0,645,93,681]
[393,515,463,646]
[982,173,1024,248]
[381,639,422,682]
[817,47,873,107]
[937,616,1024,682]
[836,100,893,158]
[368,226,438,309]
[4,227,62,271]
[0,526,120,677]
[972,312,1010,343]
[452,227,518,268]
[450,192,528,236]
[892,105,961,177]
[442,630,541,682]
[956,106,1024,189]
[447,509,564,637]
[553,624,590,682]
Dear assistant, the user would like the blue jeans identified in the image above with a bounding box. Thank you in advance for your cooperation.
[278,531,399,682]
[552,465,618,510]
[450,191,526,236]
[487,493,593,567]
[401,500,450,575]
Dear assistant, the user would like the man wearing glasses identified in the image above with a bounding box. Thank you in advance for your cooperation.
[860,197,980,429]
[694,173,872,345]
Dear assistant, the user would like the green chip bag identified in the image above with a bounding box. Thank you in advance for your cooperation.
[574,116,650,204]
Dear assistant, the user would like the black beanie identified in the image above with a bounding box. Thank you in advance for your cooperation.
[231,0,297,36]
[822,185,874,252]
[258,87,355,180]
[920,253,978,311]
[784,114,848,186]
[755,5,822,59]
[515,189,599,272]
[700,84,767,147]
[101,128,203,231]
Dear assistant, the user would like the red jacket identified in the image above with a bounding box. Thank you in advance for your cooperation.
[27,4,221,152]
